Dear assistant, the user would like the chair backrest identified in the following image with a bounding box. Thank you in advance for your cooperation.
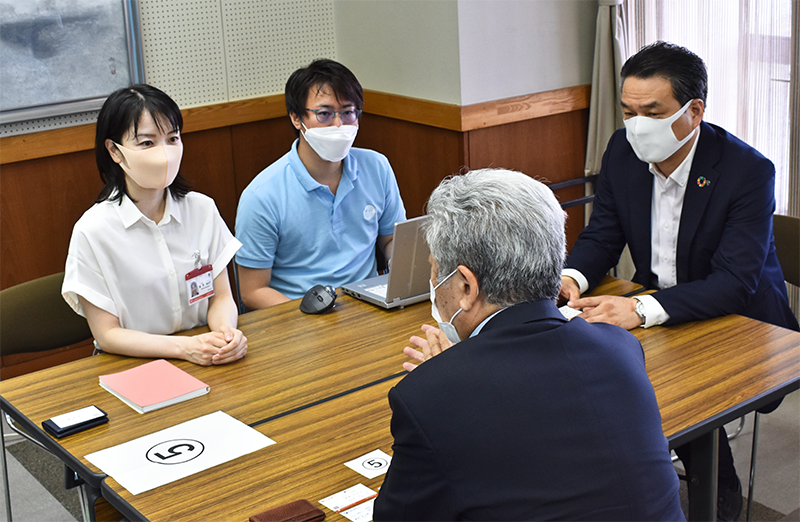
[232,262,247,315]
[549,174,598,210]
[0,272,92,357]
[773,214,800,287]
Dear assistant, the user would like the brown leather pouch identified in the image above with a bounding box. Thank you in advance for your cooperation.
[249,499,325,522]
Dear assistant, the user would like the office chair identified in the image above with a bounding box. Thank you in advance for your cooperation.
[0,272,94,522]
[549,174,598,210]
[744,214,800,521]
[773,214,799,287]
[232,262,247,315]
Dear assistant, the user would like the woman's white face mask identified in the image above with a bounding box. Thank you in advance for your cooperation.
[113,141,183,190]
[624,99,696,164]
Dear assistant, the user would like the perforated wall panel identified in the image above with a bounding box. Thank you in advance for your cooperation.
[2,0,336,137]
[139,0,229,108]
[222,0,335,101]
[0,111,100,138]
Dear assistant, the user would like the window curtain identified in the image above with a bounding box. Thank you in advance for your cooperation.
[624,0,797,317]
[585,0,628,177]
[624,0,793,214]
[586,0,636,279]
[788,0,799,314]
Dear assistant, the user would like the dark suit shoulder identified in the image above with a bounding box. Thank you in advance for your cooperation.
[700,121,774,174]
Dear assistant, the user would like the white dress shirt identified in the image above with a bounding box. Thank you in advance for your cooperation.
[63,191,241,334]
[564,125,702,327]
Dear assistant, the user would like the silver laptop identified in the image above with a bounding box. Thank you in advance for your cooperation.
[342,215,431,309]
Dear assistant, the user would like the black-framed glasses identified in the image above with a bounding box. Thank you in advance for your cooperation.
[305,108,362,125]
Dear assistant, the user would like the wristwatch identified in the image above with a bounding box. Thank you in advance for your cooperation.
[633,297,646,326]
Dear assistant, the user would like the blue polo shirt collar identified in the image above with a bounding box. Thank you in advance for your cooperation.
[288,139,358,196]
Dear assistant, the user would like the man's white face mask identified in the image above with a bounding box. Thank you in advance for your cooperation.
[301,122,358,162]
[624,99,696,164]
[430,268,463,344]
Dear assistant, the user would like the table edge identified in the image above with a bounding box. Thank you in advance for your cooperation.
[667,376,800,448]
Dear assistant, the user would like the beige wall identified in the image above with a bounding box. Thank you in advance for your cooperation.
[335,0,596,106]
[457,0,596,104]
[335,0,462,104]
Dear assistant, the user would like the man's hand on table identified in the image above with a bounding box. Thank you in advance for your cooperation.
[558,276,582,307]
[402,324,454,372]
[566,295,644,330]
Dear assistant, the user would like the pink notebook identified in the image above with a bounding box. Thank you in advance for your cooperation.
[99,359,210,414]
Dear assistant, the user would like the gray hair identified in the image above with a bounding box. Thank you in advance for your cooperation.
[424,168,565,306]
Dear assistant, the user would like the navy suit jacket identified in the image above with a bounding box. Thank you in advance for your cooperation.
[373,300,684,521]
[566,122,798,330]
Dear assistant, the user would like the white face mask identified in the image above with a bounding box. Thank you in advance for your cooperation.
[624,99,696,164]
[114,142,183,190]
[430,268,463,344]
[301,122,358,162]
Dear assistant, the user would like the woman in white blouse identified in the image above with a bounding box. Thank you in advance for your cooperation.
[63,84,247,365]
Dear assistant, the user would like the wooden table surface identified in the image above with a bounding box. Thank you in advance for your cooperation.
[636,314,800,447]
[102,376,402,522]
[0,293,430,487]
[3,275,798,522]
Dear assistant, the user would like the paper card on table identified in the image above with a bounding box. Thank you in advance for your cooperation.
[319,483,376,513]
[340,498,376,522]
[85,411,274,495]
[344,449,392,479]
[559,304,582,320]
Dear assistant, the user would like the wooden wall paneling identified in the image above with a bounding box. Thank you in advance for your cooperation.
[0,150,101,290]
[466,109,589,183]
[363,90,462,131]
[355,113,467,218]
[0,123,95,164]
[465,109,590,250]
[180,127,238,231]
[460,85,590,131]
[230,118,298,200]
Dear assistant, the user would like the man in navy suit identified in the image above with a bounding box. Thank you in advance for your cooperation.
[373,169,684,521]
[560,42,798,521]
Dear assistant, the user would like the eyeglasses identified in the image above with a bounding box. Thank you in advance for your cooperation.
[305,108,362,125]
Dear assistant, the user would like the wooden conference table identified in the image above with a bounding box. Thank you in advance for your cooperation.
[1,276,799,521]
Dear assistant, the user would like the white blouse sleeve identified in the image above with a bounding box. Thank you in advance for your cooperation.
[62,224,118,319]
[207,200,241,280]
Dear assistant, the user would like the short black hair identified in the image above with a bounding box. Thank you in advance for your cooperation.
[620,41,708,106]
[284,59,363,137]
[94,84,190,204]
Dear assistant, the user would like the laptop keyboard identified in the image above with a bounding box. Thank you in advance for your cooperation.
[365,284,388,298]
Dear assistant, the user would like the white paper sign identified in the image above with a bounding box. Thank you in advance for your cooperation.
[341,498,375,522]
[85,410,275,495]
[319,483,376,513]
[344,449,392,479]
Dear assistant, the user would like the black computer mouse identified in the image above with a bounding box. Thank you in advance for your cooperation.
[299,285,337,314]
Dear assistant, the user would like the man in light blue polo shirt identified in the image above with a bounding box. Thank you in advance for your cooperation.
[235,59,406,309]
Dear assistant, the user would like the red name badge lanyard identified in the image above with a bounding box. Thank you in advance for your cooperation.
[186,250,215,305]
